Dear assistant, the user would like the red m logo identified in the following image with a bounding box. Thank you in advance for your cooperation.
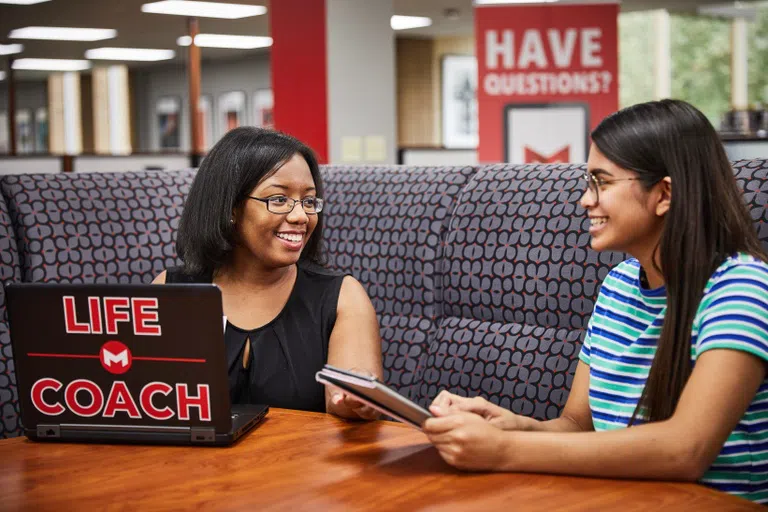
[524,146,570,164]
[100,341,133,375]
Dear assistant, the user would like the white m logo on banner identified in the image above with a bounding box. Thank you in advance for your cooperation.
[102,349,129,367]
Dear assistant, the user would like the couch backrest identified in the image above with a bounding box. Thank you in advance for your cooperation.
[0,159,765,437]
[321,165,477,398]
[413,159,768,418]
[414,163,623,418]
[0,170,196,284]
[0,190,22,438]
[734,159,768,251]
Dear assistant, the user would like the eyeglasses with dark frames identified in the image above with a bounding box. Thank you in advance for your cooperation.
[582,171,643,205]
[248,195,324,215]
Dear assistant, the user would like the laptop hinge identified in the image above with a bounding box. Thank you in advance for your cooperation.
[191,427,216,443]
[37,424,61,438]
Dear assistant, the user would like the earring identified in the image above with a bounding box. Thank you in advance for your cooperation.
[230,218,235,225]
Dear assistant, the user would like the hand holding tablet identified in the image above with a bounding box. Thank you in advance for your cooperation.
[315,365,433,428]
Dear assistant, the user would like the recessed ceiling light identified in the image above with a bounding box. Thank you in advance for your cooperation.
[9,27,117,41]
[177,34,273,49]
[473,0,558,4]
[0,0,51,4]
[85,47,176,61]
[142,0,266,19]
[390,15,432,30]
[0,43,24,55]
[12,58,92,71]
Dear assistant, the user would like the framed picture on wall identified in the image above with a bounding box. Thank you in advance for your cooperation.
[218,91,246,137]
[16,109,34,154]
[156,96,181,150]
[35,108,48,153]
[503,103,590,164]
[441,55,478,149]
[198,94,214,151]
[252,89,274,129]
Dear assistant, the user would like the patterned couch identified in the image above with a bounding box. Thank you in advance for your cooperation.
[1,159,766,438]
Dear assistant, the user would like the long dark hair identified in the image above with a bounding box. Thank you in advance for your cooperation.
[176,126,326,275]
[591,99,767,423]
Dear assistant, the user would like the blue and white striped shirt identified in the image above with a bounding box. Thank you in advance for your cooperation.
[579,254,768,503]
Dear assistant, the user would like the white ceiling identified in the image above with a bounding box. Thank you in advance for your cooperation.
[0,0,762,78]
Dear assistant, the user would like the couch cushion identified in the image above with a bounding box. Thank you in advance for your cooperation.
[417,317,583,419]
[0,190,22,438]
[0,170,196,284]
[415,163,624,417]
[734,158,768,250]
[320,165,477,398]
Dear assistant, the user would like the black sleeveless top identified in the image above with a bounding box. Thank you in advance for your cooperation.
[166,263,346,412]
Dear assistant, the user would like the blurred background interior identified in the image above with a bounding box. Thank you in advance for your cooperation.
[0,0,767,173]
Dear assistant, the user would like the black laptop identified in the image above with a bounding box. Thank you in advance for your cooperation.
[6,283,268,446]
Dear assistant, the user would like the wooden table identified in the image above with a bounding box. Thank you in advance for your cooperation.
[0,409,761,511]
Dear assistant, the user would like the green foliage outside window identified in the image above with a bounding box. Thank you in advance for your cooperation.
[620,6,768,126]
[748,6,768,107]
[670,14,731,125]
[618,12,656,109]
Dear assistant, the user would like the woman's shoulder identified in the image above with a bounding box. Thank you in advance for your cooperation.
[602,258,642,286]
[705,253,768,291]
[164,266,213,284]
[298,261,347,281]
[712,253,768,277]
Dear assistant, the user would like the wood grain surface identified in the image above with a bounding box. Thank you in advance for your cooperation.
[0,409,761,511]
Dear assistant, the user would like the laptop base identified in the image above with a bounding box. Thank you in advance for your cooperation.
[25,405,269,447]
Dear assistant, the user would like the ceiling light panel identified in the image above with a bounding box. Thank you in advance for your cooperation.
[390,15,432,30]
[12,58,92,71]
[177,34,272,49]
[473,0,558,4]
[9,27,117,41]
[142,0,266,19]
[85,47,176,61]
[0,44,24,55]
[0,0,51,4]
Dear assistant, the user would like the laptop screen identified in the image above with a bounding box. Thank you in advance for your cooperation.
[7,283,232,433]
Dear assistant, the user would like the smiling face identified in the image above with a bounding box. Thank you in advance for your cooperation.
[580,144,669,260]
[232,153,319,270]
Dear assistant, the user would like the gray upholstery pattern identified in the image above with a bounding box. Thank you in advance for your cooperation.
[733,159,768,250]
[0,191,22,438]
[415,164,625,417]
[0,159,765,437]
[0,170,195,284]
[320,165,477,398]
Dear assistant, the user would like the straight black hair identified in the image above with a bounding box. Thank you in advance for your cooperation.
[591,99,767,424]
[176,126,325,275]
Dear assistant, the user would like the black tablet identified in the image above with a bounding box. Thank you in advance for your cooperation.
[315,365,433,428]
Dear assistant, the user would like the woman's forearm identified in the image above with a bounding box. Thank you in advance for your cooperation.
[517,414,586,433]
[497,420,706,481]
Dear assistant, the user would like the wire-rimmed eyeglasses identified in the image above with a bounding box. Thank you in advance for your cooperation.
[582,171,643,205]
[248,195,324,214]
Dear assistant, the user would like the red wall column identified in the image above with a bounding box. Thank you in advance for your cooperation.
[270,0,329,163]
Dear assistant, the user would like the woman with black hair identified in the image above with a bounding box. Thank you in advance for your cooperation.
[422,100,768,503]
[154,127,382,420]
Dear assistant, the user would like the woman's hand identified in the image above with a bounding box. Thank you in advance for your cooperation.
[430,391,526,431]
[328,367,380,421]
[423,412,513,471]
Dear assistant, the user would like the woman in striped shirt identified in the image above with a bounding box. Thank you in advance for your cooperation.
[423,99,768,504]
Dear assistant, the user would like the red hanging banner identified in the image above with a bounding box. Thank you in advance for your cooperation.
[475,2,619,164]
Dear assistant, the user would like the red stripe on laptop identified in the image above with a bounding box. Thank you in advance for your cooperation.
[28,353,99,359]
[132,357,206,363]
[28,353,206,363]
